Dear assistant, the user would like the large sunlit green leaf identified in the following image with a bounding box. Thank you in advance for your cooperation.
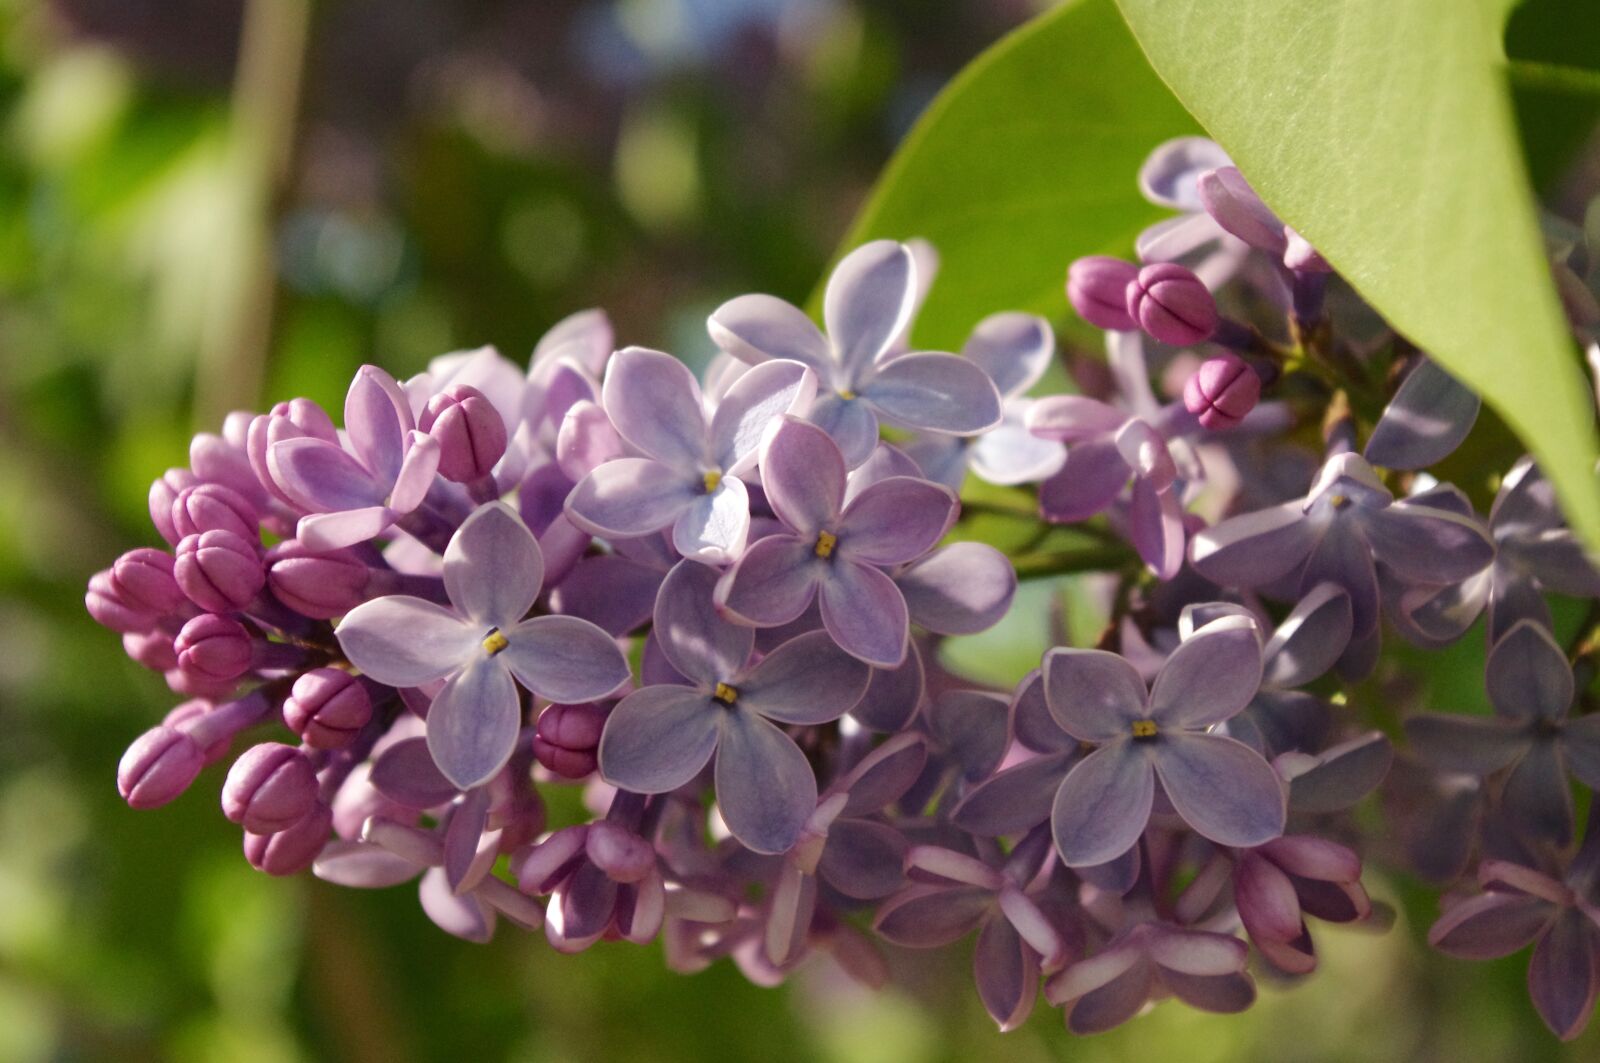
[1114,0,1600,544]
[830,0,1199,351]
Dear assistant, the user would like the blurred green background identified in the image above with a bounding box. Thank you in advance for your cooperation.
[2,0,1598,1059]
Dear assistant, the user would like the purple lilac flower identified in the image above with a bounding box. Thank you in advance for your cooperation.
[564,346,817,562]
[336,502,629,789]
[1404,619,1600,847]
[1395,459,1600,645]
[1362,357,1481,471]
[715,417,958,668]
[598,560,869,853]
[1189,451,1495,637]
[1230,835,1371,975]
[905,312,1067,489]
[1430,846,1600,1040]
[708,240,1003,468]
[1026,394,1187,577]
[1044,614,1284,866]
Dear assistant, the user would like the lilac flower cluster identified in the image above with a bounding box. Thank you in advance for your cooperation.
[91,139,1600,1039]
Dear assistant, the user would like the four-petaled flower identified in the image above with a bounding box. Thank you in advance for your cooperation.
[337,502,629,789]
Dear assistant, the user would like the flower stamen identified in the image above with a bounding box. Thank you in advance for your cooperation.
[713,682,739,705]
[703,470,722,493]
[814,530,838,558]
[1131,719,1158,738]
[482,629,509,656]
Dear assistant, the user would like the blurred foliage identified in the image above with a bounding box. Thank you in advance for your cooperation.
[1,0,1599,1060]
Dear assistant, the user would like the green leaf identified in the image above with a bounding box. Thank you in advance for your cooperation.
[1113,0,1600,545]
[829,0,1200,351]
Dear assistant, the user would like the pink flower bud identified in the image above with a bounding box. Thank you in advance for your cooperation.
[111,548,187,615]
[124,630,179,672]
[284,669,373,749]
[1125,262,1218,346]
[223,742,319,833]
[264,541,370,619]
[586,820,655,883]
[1283,228,1331,273]
[1183,353,1261,430]
[171,483,260,542]
[1066,256,1139,331]
[86,569,157,634]
[248,399,338,509]
[118,725,205,809]
[149,468,199,546]
[176,530,265,613]
[174,613,253,683]
[420,384,508,483]
[164,699,233,763]
[533,702,606,779]
[243,801,333,876]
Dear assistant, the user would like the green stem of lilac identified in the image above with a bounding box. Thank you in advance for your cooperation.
[1011,544,1137,581]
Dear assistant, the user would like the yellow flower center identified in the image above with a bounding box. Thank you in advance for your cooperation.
[703,470,722,493]
[1329,493,1349,509]
[837,389,857,401]
[713,682,739,705]
[814,530,838,558]
[1130,719,1158,738]
[482,629,509,656]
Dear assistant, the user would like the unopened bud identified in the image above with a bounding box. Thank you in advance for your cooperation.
[172,483,260,542]
[174,613,252,683]
[243,801,333,876]
[1183,353,1261,430]
[86,569,157,634]
[118,725,205,809]
[265,541,369,619]
[111,548,187,615]
[533,702,606,779]
[285,669,373,749]
[420,384,508,483]
[586,820,655,883]
[222,742,319,834]
[1066,256,1139,331]
[176,530,265,613]
[1126,262,1218,346]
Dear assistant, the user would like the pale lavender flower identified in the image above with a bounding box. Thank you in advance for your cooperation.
[564,346,816,563]
[1045,614,1284,866]
[905,312,1067,489]
[1189,451,1494,636]
[598,560,870,853]
[1362,357,1480,471]
[708,240,1002,468]
[715,418,958,668]
[337,502,629,789]
[268,365,444,551]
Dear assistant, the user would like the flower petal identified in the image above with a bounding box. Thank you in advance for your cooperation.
[963,312,1054,398]
[715,535,822,626]
[824,240,916,379]
[672,476,750,564]
[818,560,910,668]
[445,502,544,629]
[707,293,833,376]
[952,752,1077,837]
[874,884,993,948]
[860,352,1003,435]
[601,347,708,470]
[337,597,476,687]
[807,392,880,470]
[269,437,385,512]
[426,656,521,789]
[760,417,846,535]
[1043,647,1147,742]
[1051,742,1154,867]
[714,710,817,854]
[1402,714,1530,776]
[1036,440,1131,523]
[1150,733,1285,848]
[969,406,1067,486]
[850,642,924,732]
[564,458,696,539]
[818,818,909,900]
[896,542,1016,637]
[1262,583,1353,689]
[738,630,870,725]
[1362,358,1481,471]
[974,915,1039,1032]
[344,365,412,485]
[653,559,754,687]
[1362,504,1493,585]
[389,432,440,513]
[1129,478,1186,579]
[1189,502,1318,588]
[1529,909,1600,1040]
[1429,891,1555,959]
[1013,668,1076,753]
[1148,615,1262,728]
[838,476,958,566]
[1300,519,1379,637]
[1486,619,1573,722]
[501,615,630,703]
[297,506,396,552]
[708,359,818,475]
[1025,395,1129,443]
[1501,740,1573,847]
[598,685,721,793]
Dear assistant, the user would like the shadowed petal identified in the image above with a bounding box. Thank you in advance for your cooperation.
[838,476,958,565]
[672,477,750,564]
[761,418,846,534]
[1363,358,1480,470]
[1486,620,1574,722]
[861,352,1003,435]
[1501,740,1573,846]
[1402,714,1530,776]
[565,458,696,538]
[1563,715,1600,789]
[839,733,928,814]
[501,616,630,703]
[1043,648,1146,742]
[601,347,708,470]
[964,312,1054,398]
[426,656,520,789]
[715,710,817,854]
[1149,615,1262,728]
[1129,478,1185,578]
[1428,892,1554,959]
[1051,742,1154,867]
[1162,971,1256,1015]
[1263,583,1353,689]
[708,293,832,376]
[824,240,916,378]
[1530,910,1600,1040]
[653,559,753,687]
[338,597,476,686]
[819,561,910,668]
[739,630,870,725]
[874,884,993,948]
[1012,669,1075,753]
[1151,733,1285,848]
[850,643,924,732]
[819,819,909,899]
[1189,502,1318,588]
[1301,520,1379,637]
[898,542,1017,637]
[953,752,1077,836]
[975,916,1039,1032]
[1036,440,1130,523]
[1363,504,1493,585]
[807,392,880,470]
[1062,960,1153,1035]
[445,502,544,629]
[716,535,821,626]
[598,686,720,793]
